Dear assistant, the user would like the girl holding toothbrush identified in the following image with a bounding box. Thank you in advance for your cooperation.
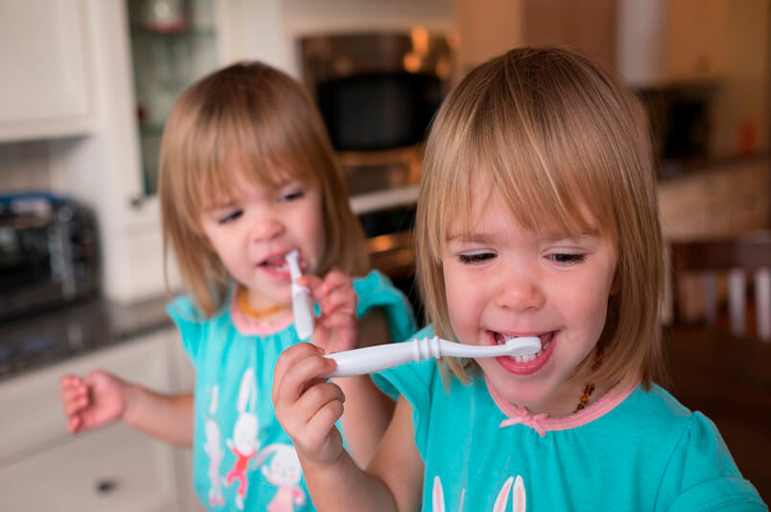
[59,61,416,511]
[272,48,767,511]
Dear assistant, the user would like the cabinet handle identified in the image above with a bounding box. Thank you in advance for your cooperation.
[95,479,118,494]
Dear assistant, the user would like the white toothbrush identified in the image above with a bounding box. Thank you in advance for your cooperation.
[287,250,314,340]
[323,335,541,378]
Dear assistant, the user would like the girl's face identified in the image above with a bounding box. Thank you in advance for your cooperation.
[199,165,325,309]
[441,172,617,416]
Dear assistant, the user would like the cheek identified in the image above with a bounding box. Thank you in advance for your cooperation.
[443,264,480,331]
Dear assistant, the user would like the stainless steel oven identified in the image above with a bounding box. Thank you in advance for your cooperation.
[300,30,456,315]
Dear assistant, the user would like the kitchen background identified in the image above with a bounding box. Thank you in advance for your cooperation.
[0,0,769,510]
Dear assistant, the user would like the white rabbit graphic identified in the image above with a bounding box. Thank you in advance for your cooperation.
[432,474,526,512]
[203,385,224,507]
[254,443,306,512]
[224,368,260,510]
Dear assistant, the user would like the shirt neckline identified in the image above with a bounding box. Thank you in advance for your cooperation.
[484,375,638,436]
[230,287,293,336]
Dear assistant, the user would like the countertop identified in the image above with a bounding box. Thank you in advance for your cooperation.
[657,152,769,181]
[0,294,173,382]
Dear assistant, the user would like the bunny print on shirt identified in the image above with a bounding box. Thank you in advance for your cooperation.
[224,368,261,510]
[432,474,526,512]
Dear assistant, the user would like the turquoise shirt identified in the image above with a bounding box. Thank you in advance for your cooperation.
[374,326,767,512]
[168,271,416,511]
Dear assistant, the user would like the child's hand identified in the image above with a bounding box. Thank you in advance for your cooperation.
[272,342,345,466]
[59,371,128,434]
[300,268,358,353]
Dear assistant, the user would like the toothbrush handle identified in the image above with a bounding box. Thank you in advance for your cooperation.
[324,338,435,378]
[292,289,315,340]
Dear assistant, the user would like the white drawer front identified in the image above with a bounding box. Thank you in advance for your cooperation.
[0,422,178,512]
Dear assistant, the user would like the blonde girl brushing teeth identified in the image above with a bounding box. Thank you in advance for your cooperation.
[59,61,415,511]
[273,48,766,511]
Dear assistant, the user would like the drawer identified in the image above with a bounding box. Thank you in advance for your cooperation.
[0,332,173,463]
[0,422,178,512]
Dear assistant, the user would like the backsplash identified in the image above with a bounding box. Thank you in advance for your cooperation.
[0,141,52,192]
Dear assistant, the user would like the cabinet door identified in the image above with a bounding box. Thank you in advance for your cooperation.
[0,0,94,142]
[0,331,186,511]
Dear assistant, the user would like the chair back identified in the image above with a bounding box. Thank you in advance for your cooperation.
[670,232,771,341]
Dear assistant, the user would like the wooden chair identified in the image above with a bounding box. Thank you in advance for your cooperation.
[670,232,771,341]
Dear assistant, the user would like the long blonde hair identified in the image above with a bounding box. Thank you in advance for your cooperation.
[417,47,664,390]
[158,61,368,317]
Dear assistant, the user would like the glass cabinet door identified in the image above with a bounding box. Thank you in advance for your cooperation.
[126,0,219,196]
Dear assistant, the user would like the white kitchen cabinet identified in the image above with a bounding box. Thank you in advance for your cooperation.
[0,0,95,142]
[47,0,289,304]
[0,330,202,511]
[617,0,728,87]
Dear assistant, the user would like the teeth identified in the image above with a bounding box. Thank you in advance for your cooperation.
[499,333,549,362]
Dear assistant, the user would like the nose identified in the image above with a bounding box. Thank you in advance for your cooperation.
[248,212,284,242]
[494,263,545,312]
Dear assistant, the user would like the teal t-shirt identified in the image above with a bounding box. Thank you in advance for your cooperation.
[374,326,767,512]
[168,270,416,511]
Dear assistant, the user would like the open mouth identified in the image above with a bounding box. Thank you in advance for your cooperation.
[258,253,290,272]
[490,331,556,374]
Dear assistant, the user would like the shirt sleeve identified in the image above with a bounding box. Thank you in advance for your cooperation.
[166,295,205,366]
[353,270,417,343]
[661,412,767,511]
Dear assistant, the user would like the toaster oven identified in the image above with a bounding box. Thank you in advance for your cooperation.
[0,193,99,322]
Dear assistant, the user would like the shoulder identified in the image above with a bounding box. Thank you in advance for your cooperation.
[166,294,230,362]
[626,385,766,510]
[353,270,401,301]
[354,270,417,342]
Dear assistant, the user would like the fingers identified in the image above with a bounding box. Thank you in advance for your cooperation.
[59,374,89,414]
[312,268,357,316]
[273,344,346,463]
[273,343,335,405]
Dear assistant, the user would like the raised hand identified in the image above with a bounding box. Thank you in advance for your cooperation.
[272,342,345,466]
[59,370,128,434]
[299,268,358,354]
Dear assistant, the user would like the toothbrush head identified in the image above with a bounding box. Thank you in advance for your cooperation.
[503,336,542,356]
[286,250,302,282]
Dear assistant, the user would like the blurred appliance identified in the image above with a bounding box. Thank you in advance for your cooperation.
[638,87,713,177]
[300,30,456,313]
[0,193,99,322]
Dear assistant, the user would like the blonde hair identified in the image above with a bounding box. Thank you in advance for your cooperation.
[159,61,368,317]
[416,47,664,390]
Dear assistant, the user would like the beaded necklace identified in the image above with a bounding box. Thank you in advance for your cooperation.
[237,287,289,319]
[574,347,604,413]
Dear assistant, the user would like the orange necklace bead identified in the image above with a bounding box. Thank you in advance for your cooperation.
[237,287,289,319]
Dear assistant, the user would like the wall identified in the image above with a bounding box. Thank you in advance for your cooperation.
[710,0,770,157]
[0,141,53,191]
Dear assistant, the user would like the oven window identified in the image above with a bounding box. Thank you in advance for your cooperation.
[316,72,442,151]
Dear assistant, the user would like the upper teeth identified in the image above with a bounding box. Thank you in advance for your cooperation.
[502,334,545,363]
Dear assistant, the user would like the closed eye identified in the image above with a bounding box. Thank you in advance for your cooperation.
[458,250,495,265]
[547,253,587,265]
[279,186,305,202]
[217,209,243,224]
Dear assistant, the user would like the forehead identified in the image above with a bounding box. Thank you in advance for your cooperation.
[445,169,599,241]
[197,158,299,208]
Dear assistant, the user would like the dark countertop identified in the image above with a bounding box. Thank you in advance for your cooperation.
[0,294,173,382]
[657,152,769,181]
